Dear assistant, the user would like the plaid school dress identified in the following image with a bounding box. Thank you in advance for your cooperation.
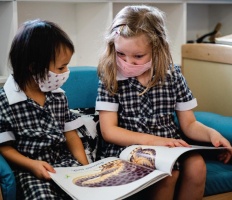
[96,65,197,169]
[0,75,83,200]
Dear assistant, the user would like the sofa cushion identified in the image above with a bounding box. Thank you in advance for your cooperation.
[205,160,232,196]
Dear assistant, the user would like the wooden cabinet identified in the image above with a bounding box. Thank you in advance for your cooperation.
[1,0,232,84]
[182,43,232,116]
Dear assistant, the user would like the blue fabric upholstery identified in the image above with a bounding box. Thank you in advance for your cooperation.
[0,155,16,200]
[205,160,232,196]
[194,111,232,144]
[61,66,98,109]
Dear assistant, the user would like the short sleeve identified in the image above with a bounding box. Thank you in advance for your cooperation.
[95,80,119,111]
[64,95,83,132]
[173,66,197,111]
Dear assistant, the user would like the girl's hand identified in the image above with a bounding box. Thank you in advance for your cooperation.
[29,160,56,180]
[217,150,232,164]
[161,138,190,148]
[210,134,232,163]
[210,133,231,148]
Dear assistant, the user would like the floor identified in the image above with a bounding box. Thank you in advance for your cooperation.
[203,192,232,200]
[0,188,2,200]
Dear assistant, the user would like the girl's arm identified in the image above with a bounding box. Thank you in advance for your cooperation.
[0,144,55,179]
[177,110,232,163]
[99,110,189,147]
[64,130,89,165]
[176,110,230,145]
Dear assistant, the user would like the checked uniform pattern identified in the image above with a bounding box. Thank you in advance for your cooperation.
[96,65,195,159]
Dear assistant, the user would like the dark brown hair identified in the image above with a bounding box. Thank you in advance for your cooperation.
[9,19,74,91]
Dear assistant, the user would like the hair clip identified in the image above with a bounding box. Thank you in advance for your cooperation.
[114,24,126,35]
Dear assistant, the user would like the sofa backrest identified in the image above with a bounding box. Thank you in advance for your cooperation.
[62,66,99,109]
[194,111,232,143]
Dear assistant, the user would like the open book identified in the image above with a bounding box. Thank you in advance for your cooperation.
[49,145,225,200]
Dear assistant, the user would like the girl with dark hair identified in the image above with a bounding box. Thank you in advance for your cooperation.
[0,19,88,199]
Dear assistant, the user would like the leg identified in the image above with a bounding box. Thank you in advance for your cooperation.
[144,170,179,200]
[125,170,179,200]
[176,152,206,200]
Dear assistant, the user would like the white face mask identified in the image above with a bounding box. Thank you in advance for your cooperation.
[116,56,152,78]
[35,70,70,92]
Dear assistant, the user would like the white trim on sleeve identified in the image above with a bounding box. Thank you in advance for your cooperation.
[96,101,119,111]
[64,117,84,132]
[0,131,16,143]
[175,98,197,111]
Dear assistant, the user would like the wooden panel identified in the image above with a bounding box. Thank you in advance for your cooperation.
[203,192,232,200]
[182,43,232,66]
[182,44,232,116]
[0,188,2,200]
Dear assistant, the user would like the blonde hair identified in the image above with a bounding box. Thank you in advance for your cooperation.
[98,5,173,95]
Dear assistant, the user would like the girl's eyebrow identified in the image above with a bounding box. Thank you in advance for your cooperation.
[61,62,69,66]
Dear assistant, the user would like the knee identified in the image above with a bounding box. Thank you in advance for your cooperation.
[182,153,206,182]
[191,154,206,178]
[163,170,180,187]
[195,155,206,174]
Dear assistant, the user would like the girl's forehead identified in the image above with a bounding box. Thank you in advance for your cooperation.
[114,34,151,53]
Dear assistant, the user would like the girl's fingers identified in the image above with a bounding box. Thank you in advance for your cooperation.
[166,139,189,147]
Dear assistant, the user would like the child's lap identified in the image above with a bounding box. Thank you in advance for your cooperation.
[15,171,72,200]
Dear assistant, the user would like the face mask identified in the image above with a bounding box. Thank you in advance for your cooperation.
[116,56,152,78]
[35,70,70,92]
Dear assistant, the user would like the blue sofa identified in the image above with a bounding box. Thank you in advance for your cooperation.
[0,155,16,200]
[1,66,232,199]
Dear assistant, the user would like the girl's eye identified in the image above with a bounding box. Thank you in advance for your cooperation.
[116,51,125,56]
[58,65,68,71]
[135,55,144,59]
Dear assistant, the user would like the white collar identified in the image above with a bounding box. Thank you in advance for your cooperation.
[116,70,128,81]
[3,74,64,105]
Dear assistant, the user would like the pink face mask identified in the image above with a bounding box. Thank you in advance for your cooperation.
[116,56,152,78]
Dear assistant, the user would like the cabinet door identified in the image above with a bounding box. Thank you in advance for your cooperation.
[182,44,232,116]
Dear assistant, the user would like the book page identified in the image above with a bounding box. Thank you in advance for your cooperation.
[119,145,225,174]
[49,157,168,200]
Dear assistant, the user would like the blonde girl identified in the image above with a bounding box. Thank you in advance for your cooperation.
[96,5,231,200]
